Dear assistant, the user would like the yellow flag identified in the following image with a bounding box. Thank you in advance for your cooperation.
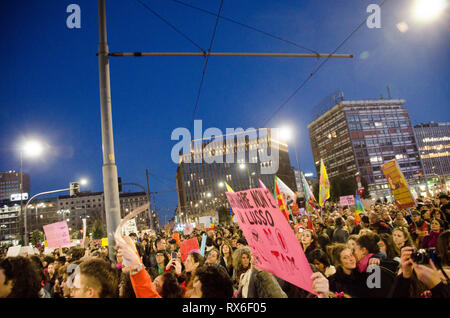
[225,182,234,193]
[101,237,109,246]
[319,159,330,207]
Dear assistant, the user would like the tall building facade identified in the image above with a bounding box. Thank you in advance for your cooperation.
[308,95,423,199]
[414,122,450,176]
[0,171,30,201]
[176,128,296,223]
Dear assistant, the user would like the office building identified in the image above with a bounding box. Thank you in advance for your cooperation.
[308,93,423,200]
[0,171,30,201]
[175,128,296,223]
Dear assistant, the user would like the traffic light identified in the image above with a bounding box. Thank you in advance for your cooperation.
[70,182,80,197]
[358,188,365,196]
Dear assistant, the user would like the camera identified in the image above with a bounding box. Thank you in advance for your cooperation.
[410,248,438,265]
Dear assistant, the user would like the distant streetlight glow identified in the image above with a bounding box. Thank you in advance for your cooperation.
[239,163,246,170]
[413,0,447,22]
[218,182,224,188]
[80,179,88,186]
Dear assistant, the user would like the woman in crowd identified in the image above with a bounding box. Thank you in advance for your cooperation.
[300,229,320,262]
[422,218,444,249]
[378,233,401,263]
[189,265,234,298]
[182,252,205,297]
[327,244,369,298]
[393,211,409,228]
[152,272,183,298]
[219,241,234,277]
[232,247,252,290]
[392,226,414,255]
[432,209,449,230]
[309,248,336,278]
[346,234,359,251]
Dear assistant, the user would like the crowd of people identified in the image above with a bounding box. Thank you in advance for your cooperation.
[0,192,449,298]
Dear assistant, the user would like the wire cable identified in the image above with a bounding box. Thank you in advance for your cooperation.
[172,0,319,55]
[189,0,224,132]
[135,0,206,53]
[261,0,388,127]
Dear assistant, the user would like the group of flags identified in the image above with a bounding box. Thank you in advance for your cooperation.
[223,158,365,226]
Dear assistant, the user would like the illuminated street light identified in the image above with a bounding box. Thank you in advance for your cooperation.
[218,182,224,188]
[413,0,447,22]
[278,126,293,142]
[22,140,44,158]
[80,179,88,186]
[239,163,246,170]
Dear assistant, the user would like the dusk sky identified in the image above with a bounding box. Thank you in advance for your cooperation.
[0,0,448,224]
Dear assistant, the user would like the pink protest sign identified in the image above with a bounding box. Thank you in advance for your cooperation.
[180,237,199,262]
[43,221,71,248]
[226,188,316,295]
[340,195,355,206]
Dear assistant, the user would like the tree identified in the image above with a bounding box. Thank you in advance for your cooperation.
[91,219,104,239]
[30,230,44,246]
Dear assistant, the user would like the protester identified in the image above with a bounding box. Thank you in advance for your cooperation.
[332,217,349,243]
[231,247,252,289]
[0,256,41,298]
[219,241,234,277]
[421,218,444,249]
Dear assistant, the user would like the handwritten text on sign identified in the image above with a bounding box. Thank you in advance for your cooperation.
[226,188,315,295]
[43,221,71,249]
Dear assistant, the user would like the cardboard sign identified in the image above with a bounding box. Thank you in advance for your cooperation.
[179,237,199,262]
[172,232,180,245]
[184,223,194,235]
[101,237,109,247]
[6,246,21,258]
[226,188,316,295]
[43,221,71,249]
[198,216,211,229]
[340,195,355,206]
[381,160,416,209]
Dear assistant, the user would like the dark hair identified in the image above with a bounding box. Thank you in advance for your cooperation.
[43,256,55,265]
[194,265,233,298]
[335,217,345,228]
[206,236,214,247]
[79,258,118,298]
[378,233,399,259]
[159,272,183,298]
[0,256,41,298]
[356,233,380,254]
[119,272,136,298]
[430,218,444,231]
[317,233,331,252]
[68,247,85,262]
[309,249,330,267]
[437,230,450,266]
[328,243,350,267]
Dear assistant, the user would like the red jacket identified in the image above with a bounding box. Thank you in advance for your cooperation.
[130,267,161,298]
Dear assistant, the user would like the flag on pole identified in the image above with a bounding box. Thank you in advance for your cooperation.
[225,182,234,193]
[319,159,330,207]
[259,179,267,189]
[275,176,299,216]
[301,172,318,214]
[355,190,365,225]
[274,176,290,221]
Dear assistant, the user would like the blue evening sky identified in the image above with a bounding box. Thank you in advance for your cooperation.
[0,0,448,224]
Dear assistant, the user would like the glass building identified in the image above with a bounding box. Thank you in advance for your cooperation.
[308,95,424,200]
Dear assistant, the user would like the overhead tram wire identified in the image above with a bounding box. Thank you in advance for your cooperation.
[189,0,224,133]
[135,0,206,53]
[261,0,389,128]
[172,0,320,56]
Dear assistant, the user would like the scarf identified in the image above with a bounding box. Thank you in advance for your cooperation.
[357,253,374,273]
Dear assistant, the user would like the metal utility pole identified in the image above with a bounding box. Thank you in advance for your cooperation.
[98,0,121,263]
[145,169,155,231]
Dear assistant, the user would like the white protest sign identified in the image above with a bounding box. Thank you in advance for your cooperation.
[6,246,21,258]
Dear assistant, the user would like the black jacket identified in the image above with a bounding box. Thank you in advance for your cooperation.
[328,267,371,298]
[389,275,450,298]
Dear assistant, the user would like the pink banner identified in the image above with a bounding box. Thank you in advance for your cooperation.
[43,221,71,249]
[226,188,316,295]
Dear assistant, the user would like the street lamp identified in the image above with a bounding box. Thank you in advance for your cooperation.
[19,139,44,245]
[413,0,447,22]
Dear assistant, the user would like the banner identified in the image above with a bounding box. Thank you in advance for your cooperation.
[319,159,330,207]
[199,234,207,257]
[381,160,416,209]
[340,195,355,206]
[225,188,316,295]
[172,232,180,245]
[354,191,365,225]
[180,237,200,262]
[43,221,71,249]
[82,218,87,245]
[275,176,299,216]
